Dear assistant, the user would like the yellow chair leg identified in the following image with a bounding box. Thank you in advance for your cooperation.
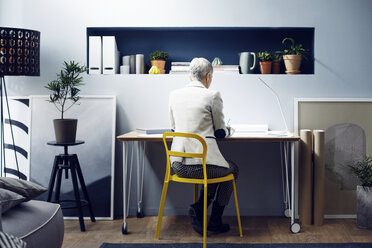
[203,184,207,248]
[233,180,243,237]
[155,182,169,239]
[194,184,198,203]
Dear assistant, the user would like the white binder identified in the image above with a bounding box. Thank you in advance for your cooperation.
[88,36,102,74]
[102,36,120,74]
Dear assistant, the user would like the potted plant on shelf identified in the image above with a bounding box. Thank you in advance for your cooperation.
[256,50,272,74]
[149,50,168,74]
[45,61,87,143]
[348,156,372,229]
[277,37,307,74]
[272,54,283,74]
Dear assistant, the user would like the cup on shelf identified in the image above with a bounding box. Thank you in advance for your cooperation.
[120,65,130,74]
[122,55,130,66]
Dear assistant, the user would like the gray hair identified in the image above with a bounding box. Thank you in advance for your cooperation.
[189,57,213,81]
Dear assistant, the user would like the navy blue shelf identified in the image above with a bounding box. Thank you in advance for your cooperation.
[87,27,314,74]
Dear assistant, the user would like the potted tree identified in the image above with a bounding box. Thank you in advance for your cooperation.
[272,54,283,74]
[45,61,87,143]
[277,37,307,74]
[256,50,272,74]
[149,50,168,74]
[348,156,372,229]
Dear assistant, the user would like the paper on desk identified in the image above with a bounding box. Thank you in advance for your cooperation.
[230,124,268,133]
[138,133,163,137]
[231,131,293,137]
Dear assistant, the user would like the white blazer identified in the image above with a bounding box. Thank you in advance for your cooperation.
[169,81,232,168]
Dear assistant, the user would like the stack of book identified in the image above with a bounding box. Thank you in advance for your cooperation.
[136,128,172,135]
[213,65,240,75]
[169,62,190,74]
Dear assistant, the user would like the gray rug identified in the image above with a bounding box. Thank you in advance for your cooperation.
[100,243,372,248]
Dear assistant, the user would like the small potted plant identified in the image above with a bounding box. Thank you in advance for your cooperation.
[256,50,272,74]
[45,61,87,143]
[277,37,307,74]
[149,50,168,74]
[272,54,283,74]
[348,156,372,229]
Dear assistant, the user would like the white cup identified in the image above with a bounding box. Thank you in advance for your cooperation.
[120,65,130,74]
[122,56,130,66]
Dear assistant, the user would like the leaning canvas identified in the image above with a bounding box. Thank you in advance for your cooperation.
[30,95,116,219]
[295,98,372,217]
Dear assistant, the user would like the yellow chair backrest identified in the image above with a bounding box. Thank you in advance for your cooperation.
[162,132,208,182]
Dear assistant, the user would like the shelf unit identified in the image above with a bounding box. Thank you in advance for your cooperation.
[86,27,315,74]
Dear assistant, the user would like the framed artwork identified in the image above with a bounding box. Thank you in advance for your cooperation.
[30,95,116,219]
[294,98,372,217]
[1,97,31,180]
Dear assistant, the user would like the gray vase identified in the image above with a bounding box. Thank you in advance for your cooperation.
[356,185,372,229]
[53,119,78,143]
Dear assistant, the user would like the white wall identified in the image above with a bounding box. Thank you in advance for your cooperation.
[1,0,372,216]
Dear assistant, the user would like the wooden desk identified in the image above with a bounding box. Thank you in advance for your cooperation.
[117,131,300,234]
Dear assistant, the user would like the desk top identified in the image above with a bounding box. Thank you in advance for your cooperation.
[117,131,300,142]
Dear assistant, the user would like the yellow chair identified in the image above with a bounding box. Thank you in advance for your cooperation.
[154,132,243,248]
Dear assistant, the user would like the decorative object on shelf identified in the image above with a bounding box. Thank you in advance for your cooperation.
[272,54,283,74]
[129,55,136,74]
[149,50,168,74]
[120,65,129,74]
[121,55,130,74]
[149,65,160,74]
[135,54,144,74]
[212,57,223,66]
[238,52,256,74]
[277,37,307,74]
[0,27,40,179]
[122,55,130,66]
[256,50,272,74]
[348,156,372,229]
[45,61,87,143]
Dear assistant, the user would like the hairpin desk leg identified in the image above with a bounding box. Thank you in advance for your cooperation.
[288,141,300,233]
[122,141,134,234]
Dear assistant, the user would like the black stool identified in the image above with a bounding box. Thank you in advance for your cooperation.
[46,140,95,231]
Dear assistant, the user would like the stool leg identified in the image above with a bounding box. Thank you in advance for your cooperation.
[47,156,59,202]
[70,162,86,232]
[73,154,96,222]
[55,161,63,203]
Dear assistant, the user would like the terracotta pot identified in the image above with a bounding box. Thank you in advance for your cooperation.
[283,55,302,74]
[272,62,281,74]
[53,119,78,143]
[259,61,272,74]
[150,60,166,74]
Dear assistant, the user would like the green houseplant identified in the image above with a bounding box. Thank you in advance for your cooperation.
[272,54,283,74]
[149,50,169,74]
[277,37,307,74]
[348,156,372,229]
[256,50,272,74]
[45,61,87,143]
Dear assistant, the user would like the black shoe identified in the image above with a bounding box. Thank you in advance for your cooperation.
[207,219,230,234]
[207,201,230,234]
[189,204,203,236]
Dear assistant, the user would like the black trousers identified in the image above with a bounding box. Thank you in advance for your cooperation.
[172,161,239,206]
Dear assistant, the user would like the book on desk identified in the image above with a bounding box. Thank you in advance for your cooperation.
[136,128,172,135]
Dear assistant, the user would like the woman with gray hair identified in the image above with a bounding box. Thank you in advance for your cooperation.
[168,57,239,235]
